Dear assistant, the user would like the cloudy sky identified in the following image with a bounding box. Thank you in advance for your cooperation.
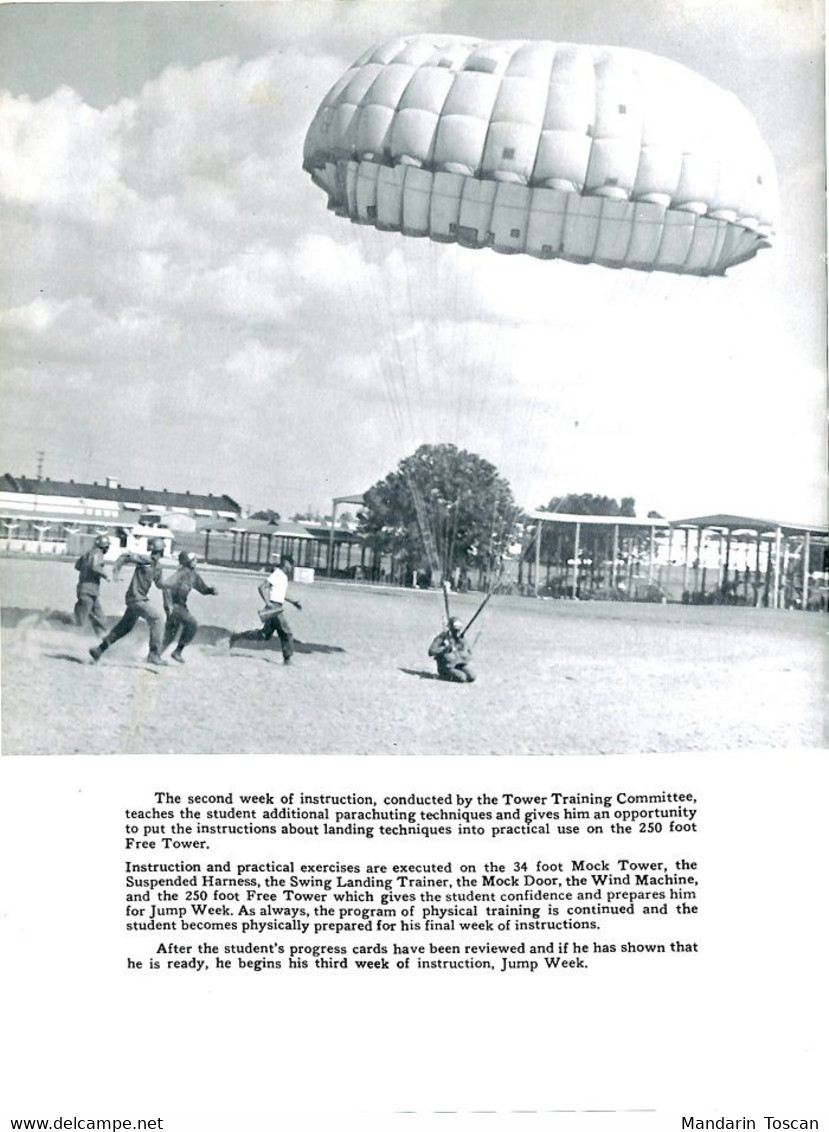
[0,0,825,523]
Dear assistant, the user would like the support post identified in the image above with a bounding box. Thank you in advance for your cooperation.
[328,501,339,578]
[803,532,811,610]
[723,529,732,598]
[571,522,580,600]
[772,527,782,609]
[534,522,542,597]
[611,524,619,588]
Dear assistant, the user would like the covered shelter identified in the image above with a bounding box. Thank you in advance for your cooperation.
[329,494,365,574]
[199,517,318,570]
[669,514,829,610]
[526,511,671,600]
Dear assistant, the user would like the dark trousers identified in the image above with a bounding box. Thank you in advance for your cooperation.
[102,601,163,657]
[237,607,293,660]
[163,605,198,653]
[74,590,106,635]
[437,662,476,683]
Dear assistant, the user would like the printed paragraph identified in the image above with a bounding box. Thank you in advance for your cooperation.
[124,787,701,975]
[125,788,699,845]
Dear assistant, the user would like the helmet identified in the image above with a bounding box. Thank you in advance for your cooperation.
[94,534,111,550]
[449,618,464,633]
[148,537,165,555]
[178,551,198,567]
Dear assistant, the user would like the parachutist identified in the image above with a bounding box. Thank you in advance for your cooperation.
[428,617,476,684]
[89,538,167,665]
[160,551,217,662]
[230,555,299,664]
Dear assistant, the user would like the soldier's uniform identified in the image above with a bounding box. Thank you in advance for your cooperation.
[428,619,476,683]
[161,554,217,662]
[90,540,166,665]
[73,542,109,633]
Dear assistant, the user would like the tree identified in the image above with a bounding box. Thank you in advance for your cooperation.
[542,493,636,517]
[250,509,281,524]
[358,444,520,583]
[537,494,643,592]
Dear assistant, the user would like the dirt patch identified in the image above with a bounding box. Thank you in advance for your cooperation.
[1,558,825,756]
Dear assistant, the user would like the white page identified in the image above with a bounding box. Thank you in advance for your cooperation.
[1,3,826,1130]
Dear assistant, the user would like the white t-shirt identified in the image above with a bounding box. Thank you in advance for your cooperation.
[266,567,289,605]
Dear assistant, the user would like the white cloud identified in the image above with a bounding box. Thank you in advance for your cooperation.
[225,339,299,387]
[0,6,824,521]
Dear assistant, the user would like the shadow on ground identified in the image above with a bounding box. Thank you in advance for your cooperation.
[399,667,441,681]
[229,637,346,655]
[3,608,346,656]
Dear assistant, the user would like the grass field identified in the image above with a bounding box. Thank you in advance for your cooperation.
[1,556,825,756]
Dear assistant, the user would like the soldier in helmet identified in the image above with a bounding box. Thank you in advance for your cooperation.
[428,616,476,683]
[89,536,167,666]
[73,533,111,634]
[160,551,218,663]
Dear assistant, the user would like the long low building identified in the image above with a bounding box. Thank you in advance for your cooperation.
[0,473,242,554]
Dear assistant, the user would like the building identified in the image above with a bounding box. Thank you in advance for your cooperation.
[526,510,829,610]
[0,474,241,557]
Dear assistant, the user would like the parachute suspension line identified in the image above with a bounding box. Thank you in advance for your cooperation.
[445,487,462,586]
[447,241,466,441]
[334,225,407,447]
[351,228,404,441]
[462,505,526,647]
[426,236,448,439]
[373,229,420,448]
[399,242,430,439]
[378,234,487,583]
[346,226,444,581]
[474,309,519,476]
[394,236,450,575]
[405,465,442,578]
[355,225,416,452]
[452,246,484,444]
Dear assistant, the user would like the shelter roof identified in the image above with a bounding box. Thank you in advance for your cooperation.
[201,517,315,539]
[529,510,669,528]
[670,513,828,536]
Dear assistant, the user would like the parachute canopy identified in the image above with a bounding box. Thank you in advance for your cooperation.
[304,36,777,276]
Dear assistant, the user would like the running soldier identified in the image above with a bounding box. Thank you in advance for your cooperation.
[73,533,111,634]
[89,537,166,666]
[230,556,301,664]
[161,551,217,663]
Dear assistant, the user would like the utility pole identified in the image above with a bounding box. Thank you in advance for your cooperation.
[33,450,46,518]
